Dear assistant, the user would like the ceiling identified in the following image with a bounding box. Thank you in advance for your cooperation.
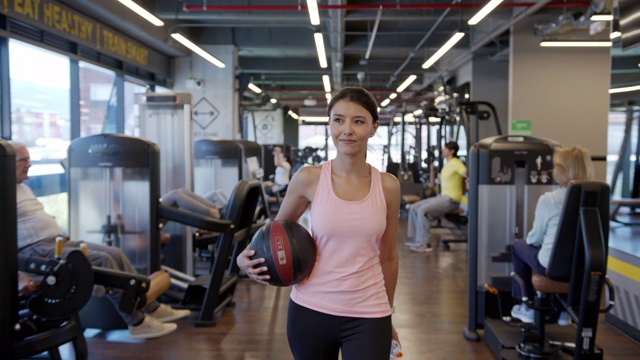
[61,0,640,113]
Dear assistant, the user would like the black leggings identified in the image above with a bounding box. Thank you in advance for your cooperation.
[287,300,392,360]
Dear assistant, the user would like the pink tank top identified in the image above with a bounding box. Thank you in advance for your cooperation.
[290,161,391,318]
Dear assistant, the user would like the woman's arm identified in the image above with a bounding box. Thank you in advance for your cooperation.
[274,165,318,222]
[379,173,400,309]
[380,172,401,342]
[526,193,550,246]
[236,165,319,283]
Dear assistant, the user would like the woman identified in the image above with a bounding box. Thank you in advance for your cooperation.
[237,87,400,360]
[510,146,594,325]
[263,145,292,194]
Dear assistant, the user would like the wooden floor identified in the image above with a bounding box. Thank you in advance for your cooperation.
[68,218,640,360]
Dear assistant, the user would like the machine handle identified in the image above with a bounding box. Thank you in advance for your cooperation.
[600,276,615,313]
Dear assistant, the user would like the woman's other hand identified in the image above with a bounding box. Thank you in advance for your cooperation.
[236,246,271,285]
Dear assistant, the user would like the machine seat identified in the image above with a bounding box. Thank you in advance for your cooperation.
[511,181,614,360]
[531,274,569,295]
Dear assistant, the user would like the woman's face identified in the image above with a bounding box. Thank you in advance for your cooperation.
[329,99,378,157]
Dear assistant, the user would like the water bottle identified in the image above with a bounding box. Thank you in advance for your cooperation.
[390,339,403,359]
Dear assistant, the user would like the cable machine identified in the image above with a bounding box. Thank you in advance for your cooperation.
[136,92,194,273]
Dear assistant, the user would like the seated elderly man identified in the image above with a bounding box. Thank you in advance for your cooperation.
[11,141,190,340]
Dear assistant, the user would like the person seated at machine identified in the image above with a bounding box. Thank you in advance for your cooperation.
[510,146,594,325]
[405,141,467,252]
[11,141,190,340]
[262,145,292,195]
[162,188,226,219]
[18,271,39,295]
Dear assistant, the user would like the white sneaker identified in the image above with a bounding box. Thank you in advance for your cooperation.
[129,316,177,340]
[557,311,571,326]
[409,244,433,253]
[147,303,191,323]
[511,304,534,323]
[404,240,418,247]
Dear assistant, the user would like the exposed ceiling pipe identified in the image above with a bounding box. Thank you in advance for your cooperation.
[535,0,607,37]
[385,0,459,89]
[328,0,345,91]
[432,0,556,86]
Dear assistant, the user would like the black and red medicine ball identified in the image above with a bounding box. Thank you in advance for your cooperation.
[249,220,316,287]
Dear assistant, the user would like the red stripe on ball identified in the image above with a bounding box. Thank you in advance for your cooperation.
[269,220,293,285]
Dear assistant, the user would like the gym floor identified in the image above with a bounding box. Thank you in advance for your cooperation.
[69,217,640,359]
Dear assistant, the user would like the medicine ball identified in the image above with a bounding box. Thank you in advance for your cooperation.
[249,220,316,287]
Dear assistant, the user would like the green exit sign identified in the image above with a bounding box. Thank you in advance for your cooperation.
[511,119,532,135]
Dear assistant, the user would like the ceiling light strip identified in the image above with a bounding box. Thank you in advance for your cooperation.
[118,0,164,26]
[468,0,504,26]
[171,33,226,68]
[609,84,640,94]
[306,0,320,26]
[314,32,328,68]
[364,6,383,60]
[322,75,331,93]
[422,32,465,69]
[539,41,612,47]
[590,14,613,21]
[396,75,417,93]
[248,83,262,93]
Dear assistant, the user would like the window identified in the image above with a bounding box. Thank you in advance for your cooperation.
[124,78,149,136]
[9,39,71,227]
[9,39,70,168]
[79,61,117,136]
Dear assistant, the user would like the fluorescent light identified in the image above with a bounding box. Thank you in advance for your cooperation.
[590,14,613,22]
[325,92,332,101]
[396,75,417,93]
[422,32,465,69]
[468,0,504,26]
[389,93,398,99]
[393,115,416,123]
[306,0,320,26]
[322,75,331,92]
[270,98,277,104]
[428,117,441,123]
[171,33,225,68]
[610,31,621,39]
[314,32,328,68]
[609,84,640,94]
[118,0,164,26]
[248,83,262,93]
[288,110,299,120]
[300,116,328,123]
[380,98,391,107]
[413,109,423,116]
[539,40,612,47]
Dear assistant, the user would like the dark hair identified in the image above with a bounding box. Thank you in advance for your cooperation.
[327,87,379,122]
[444,141,459,156]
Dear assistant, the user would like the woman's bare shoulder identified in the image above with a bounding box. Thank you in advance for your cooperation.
[292,163,323,182]
[380,171,400,191]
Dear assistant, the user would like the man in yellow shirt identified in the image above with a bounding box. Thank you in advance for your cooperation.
[406,141,467,252]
